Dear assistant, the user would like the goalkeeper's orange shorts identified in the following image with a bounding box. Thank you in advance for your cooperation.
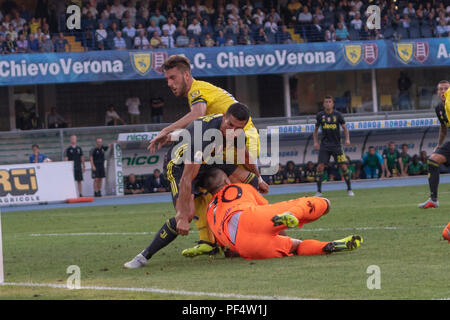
[221,197,329,260]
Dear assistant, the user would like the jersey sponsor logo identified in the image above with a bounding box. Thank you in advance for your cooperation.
[394,43,413,64]
[0,168,38,197]
[323,123,337,129]
[344,44,362,66]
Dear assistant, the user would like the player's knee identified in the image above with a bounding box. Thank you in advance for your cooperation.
[429,153,446,165]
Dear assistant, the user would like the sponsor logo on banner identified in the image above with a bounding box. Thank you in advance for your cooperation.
[0,168,38,197]
[344,44,362,66]
[394,43,413,64]
[414,42,429,63]
[363,43,378,64]
[130,52,168,76]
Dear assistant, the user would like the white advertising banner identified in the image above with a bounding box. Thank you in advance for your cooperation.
[0,161,77,206]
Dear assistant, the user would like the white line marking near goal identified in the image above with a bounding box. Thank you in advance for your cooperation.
[27,225,446,237]
[0,281,312,300]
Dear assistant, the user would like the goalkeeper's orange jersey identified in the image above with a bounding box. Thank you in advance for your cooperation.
[206,183,267,248]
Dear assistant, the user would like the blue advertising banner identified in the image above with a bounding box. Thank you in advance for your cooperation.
[0,38,449,86]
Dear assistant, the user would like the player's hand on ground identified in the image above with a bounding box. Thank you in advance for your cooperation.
[258,179,269,194]
[313,142,320,150]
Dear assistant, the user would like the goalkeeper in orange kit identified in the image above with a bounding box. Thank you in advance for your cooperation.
[203,168,363,260]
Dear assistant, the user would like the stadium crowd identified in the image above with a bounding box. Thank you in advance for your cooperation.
[0,0,448,53]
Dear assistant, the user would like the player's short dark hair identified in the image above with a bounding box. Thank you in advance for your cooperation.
[324,95,334,101]
[226,103,250,122]
[401,143,408,148]
[32,144,39,149]
[201,167,225,194]
[162,55,191,73]
[368,146,375,149]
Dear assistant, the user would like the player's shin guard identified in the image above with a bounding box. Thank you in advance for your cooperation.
[296,240,329,255]
[427,159,440,201]
[141,217,178,259]
[194,194,215,243]
[342,169,352,191]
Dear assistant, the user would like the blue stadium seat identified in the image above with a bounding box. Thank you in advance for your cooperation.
[382,26,395,39]
[348,28,360,41]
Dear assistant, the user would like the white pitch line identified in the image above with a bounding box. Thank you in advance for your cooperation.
[27,225,446,237]
[0,281,311,300]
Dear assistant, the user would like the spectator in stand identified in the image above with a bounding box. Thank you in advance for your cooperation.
[122,21,136,39]
[325,24,336,42]
[203,33,215,47]
[278,25,293,44]
[162,17,177,37]
[225,35,234,46]
[253,8,266,25]
[310,17,324,42]
[201,18,213,37]
[187,18,202,36]
[216,30,226,46]
[54,33,70,52]
[40,35,54,52]
[436,19,449,37]
[298,6,313,24]
[16,33,28,53]
[175,28,189,47]
[6,24,18,41]
[3,33,16,54]
[408,155,423,176]
[98,11,110,30]
[29,17,40,34]
[111,0,126,20]
[150,31,162,48]
[283,161,300,184]
[287,0,302,25]
[382,142,401,178]
[147,20,161,36]
[362,146,384,179]
[398,144,411,176]
[28,33,40,52]
[254,27,268,44]
[105,104,126,126]
[124,0,137,21]
[350,12,363,31]
[188,37,198,48]
[335,22,350,41]
[238,26,253,45]
[264,15,278,35]
[149,9,166,28]
[270,164,285,185]
[303,161,317,183]
[47,107,67,128]
[134,30,149,49]
[29,144,50,163]
[113,31,127,50]
[125,96,141,124]
[95,23,108,50]
[144,169,169,193]
[125,173,144,195]
[160,29,174,48]
[214,17,225,35]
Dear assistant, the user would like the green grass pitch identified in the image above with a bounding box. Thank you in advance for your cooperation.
[1,184,449,300]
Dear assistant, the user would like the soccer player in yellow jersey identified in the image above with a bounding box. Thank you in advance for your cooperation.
[147,55,264,257]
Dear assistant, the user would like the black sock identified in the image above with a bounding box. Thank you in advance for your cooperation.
[141,217,178,259]
[316,172,323,192]
[342,169,352,191]
[427,159,440,201]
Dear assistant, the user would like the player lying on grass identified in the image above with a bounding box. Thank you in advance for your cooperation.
[148,55,261,257]
[201,168,363,260]
[123,104,267,269]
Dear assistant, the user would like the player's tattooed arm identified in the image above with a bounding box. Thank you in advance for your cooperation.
[176,162,201,235]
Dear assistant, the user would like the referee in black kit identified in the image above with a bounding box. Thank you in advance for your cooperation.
[90,137,111,197]
[65,134,85,197]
